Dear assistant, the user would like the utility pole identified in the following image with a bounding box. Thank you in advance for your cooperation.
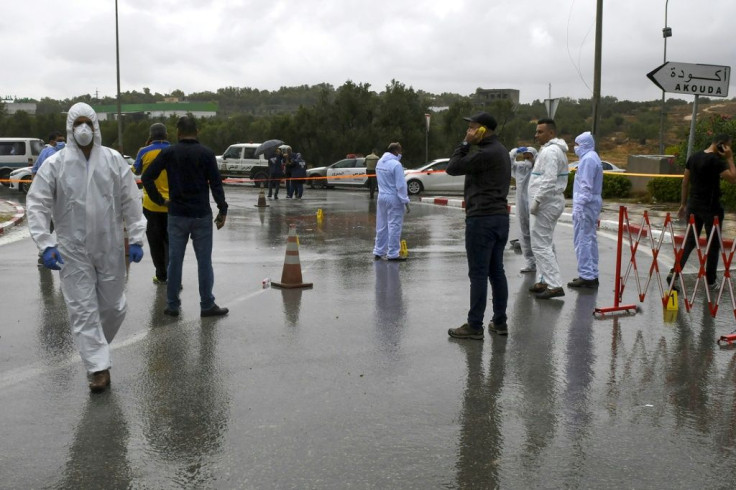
[591,0,603,141]
[659,0,672,154]
[115,0,123,153]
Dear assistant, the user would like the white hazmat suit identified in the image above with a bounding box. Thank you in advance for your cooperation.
[27,103,146,374]
[528,137,569,288]
[572,132,603,281]
[373,151,410,259]
[510,147,537,271]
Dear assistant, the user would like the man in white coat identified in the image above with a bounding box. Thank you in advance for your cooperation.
[510,146,537,273]
[372,142,410,261]
[27,102,146,393]
[528,118,569,299]
[568,131,603,289]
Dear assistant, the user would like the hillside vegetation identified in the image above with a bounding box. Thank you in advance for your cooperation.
[3,84,735,169]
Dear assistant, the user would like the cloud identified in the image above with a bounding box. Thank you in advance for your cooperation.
[2,0,734,104]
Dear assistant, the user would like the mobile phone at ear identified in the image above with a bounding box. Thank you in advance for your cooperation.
[717,143,725,152]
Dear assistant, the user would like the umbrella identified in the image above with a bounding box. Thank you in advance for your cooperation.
[254,139,285,158]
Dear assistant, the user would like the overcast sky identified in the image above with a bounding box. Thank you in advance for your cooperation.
[3,0,735,104]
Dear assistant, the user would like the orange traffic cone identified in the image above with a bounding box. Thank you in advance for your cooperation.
[255,189,269,208]
[272,224,313,289]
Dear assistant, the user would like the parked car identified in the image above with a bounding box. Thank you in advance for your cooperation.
[568,160,625,173]
[216,143,270,186]
[10,154,138,194]
[308,157,367,189]
[8,166,32,193]
[404,158,464,195]
[0,137,44,186]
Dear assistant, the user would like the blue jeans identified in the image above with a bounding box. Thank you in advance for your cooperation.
[167,214,216,311]
[465,214,509,330]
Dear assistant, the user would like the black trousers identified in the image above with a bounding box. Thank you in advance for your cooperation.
[678,208,724,285]
[143,208,169,281]
[268,177,281,196]
[367,173,377,198]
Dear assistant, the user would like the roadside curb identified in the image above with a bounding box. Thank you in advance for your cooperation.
[0,201,25,235]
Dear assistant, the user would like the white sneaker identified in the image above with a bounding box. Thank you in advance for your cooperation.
[520,265,536,273]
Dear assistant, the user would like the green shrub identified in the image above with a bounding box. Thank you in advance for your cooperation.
[647,177,681,202]
[564,171,631,199]
[720,181,736,211]
[564,172,574,198]
[647,177,736,210]
[601,174,632,199]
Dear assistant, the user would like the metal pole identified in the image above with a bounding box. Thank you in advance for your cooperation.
[686,95,699,160]
[115,0,123,153]
[658,0,670,155]
[424,113,430,163]
[591,0,603,140]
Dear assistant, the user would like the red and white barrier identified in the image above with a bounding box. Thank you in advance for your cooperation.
[595,205,736,321]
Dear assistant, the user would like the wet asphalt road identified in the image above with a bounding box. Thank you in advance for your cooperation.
[2,184,736,489]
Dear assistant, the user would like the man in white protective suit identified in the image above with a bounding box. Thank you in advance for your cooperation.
[528,118,569,299]
[372,142,410,261]
[26,102,146,393]
[509,146,538,273]
[568,131,603,289]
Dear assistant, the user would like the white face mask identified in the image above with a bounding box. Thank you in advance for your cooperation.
[73,124,94,146]
[574,145,584,158]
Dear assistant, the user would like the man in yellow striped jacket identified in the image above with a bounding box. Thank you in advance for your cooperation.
[133,123,171,284]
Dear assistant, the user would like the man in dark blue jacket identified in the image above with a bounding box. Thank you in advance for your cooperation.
[446,112,511,339]
[142,116,229,318]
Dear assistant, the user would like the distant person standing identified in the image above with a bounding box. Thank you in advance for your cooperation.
[283,146,294,198]
[528,118,569,299]
[509,146,537,273]
[290,151,307,199]
[667,134,736,289]
[27,102,146,393]
[446,112,511,339]
[365,149,379,199]
[372,142,410,261]
[267,147,284,199]
[142,116,229,318]
[568,131,603,289]
[32,131,65,175]
[133,123,171,285]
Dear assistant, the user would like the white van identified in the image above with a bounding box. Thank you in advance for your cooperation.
[216,143,270,186]
[0,137,44,185]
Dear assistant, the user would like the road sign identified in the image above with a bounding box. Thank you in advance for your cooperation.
[544,98,559,119]
[647,61,730,97]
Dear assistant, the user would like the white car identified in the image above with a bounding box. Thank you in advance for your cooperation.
[8,166,32,193]
[327,157,367,187]
[404,158,464,195]
[568,160,625,173]
[309,157,367,189]
[216,143,269,184]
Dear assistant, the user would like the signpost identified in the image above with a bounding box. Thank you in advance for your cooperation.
[647,62,730,97]
[424,113,430,164]
[647,61,731,158]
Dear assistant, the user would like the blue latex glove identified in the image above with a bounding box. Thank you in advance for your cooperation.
[518,146,528,153]
[129,244,143,263]
[42,247,64,270]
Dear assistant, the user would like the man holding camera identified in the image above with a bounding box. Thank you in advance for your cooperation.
[446,112,511,339]
[668,134,736,290]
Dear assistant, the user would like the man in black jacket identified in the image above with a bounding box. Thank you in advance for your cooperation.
[446,112,511,339]
[142,116,229,318]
